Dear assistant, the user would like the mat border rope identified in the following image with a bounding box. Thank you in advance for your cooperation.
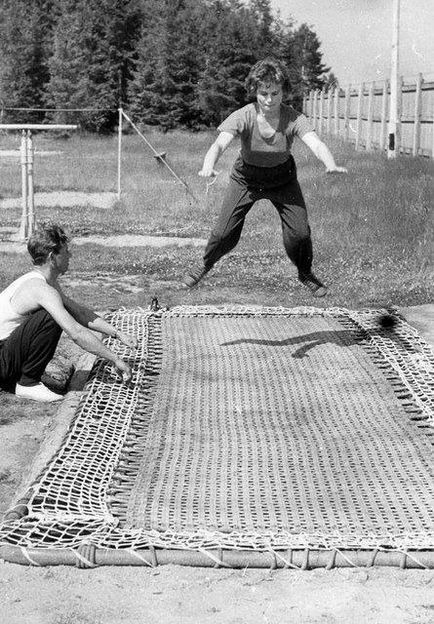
[0,305,433,568]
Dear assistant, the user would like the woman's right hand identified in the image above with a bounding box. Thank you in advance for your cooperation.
[198,168,219,178]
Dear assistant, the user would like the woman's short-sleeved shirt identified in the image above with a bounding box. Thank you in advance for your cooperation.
[218,102,314,167]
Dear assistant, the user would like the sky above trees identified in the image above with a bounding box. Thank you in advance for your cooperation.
[270,0,434,84]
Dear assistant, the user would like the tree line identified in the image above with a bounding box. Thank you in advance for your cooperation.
[0,0,336,132]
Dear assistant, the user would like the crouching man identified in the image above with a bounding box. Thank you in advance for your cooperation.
[0,223,137,402]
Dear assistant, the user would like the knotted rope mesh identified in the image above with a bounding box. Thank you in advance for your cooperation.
[0,306,433,557]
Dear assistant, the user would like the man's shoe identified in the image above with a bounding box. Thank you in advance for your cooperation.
[298,272,328,297]
[183,265,210,288]
[16,382,64,403]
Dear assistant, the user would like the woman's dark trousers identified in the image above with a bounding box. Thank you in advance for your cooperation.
[203,156,313,276]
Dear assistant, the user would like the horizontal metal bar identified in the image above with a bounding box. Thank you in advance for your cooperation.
[0,124,78,130]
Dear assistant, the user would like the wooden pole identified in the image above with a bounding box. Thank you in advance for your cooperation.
[412,73,422,157]
[344,85,351,141]
[380,79,388,151]
[117,108,122,199]
[312,90,317,130]
[355,82,364,151]
[19,131,28,240]
[388,0,400,158]
[319,88,325,136]
[327,90,332,134]
[432,98,434,159]
[26,131,35,236]
[366,82,375,151]
[334,87,340,136]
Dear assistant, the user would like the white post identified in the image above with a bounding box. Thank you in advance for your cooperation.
[117,107,122,199]
[19,131,28,240]
[388,0,400,158]
[0,124,78,241]
[26,131,35,236]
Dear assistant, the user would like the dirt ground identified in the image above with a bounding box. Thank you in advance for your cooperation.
[0,292,433,623]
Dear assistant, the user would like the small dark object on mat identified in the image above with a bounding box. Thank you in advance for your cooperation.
[150,297,160,311]
[378,313,398,329]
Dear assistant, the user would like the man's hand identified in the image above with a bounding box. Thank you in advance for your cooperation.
[116,331,138,350]
[114,358,133,383]
[326,166,348,174]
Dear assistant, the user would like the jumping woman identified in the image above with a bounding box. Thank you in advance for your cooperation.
[183,58,347,296]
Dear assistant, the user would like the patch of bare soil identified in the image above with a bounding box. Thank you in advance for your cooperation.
[73,234,208,248]
[0,192,117,210]
[0,287,433,624]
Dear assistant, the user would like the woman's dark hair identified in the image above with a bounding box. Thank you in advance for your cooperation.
[27,223,69,265]
[245,58,290,98]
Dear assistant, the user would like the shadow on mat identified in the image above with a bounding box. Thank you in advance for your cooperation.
[221,329,364,359]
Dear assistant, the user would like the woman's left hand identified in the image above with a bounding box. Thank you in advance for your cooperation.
[326,166,348,174]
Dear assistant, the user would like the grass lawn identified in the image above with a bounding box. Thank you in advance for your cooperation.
[0,129,433,312]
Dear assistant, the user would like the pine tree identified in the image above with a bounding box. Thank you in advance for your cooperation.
[0,0,55,123]
[130,0,205,130]
[279,22,330,109]
[249,0,276,56]
[196,0,260,126]
[45,0,141,131]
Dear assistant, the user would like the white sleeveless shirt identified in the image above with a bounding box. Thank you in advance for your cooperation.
[0,271,46,340]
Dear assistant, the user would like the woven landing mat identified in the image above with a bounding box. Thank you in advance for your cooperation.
[0,305,433,567]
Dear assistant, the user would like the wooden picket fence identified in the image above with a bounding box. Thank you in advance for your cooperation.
[303,73,434,158]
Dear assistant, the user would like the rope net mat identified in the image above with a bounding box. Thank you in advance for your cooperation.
[1,305,433,569]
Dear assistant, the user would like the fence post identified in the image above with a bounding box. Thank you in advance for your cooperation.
[397,75,403,154]
[344,85,351,141]
[412,73,422,156]
[432,100,434,159]
[327,90,332,134]
[380,79,388,152]
[309,90,314,122]
[334,87,340,136]
[312,90,317,130]
[318,88,325,136]
[366,82,375,151]
[355,82,364,151]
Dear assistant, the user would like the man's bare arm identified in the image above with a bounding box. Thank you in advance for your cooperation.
[58,288,137,350]
[35,283,133,380]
